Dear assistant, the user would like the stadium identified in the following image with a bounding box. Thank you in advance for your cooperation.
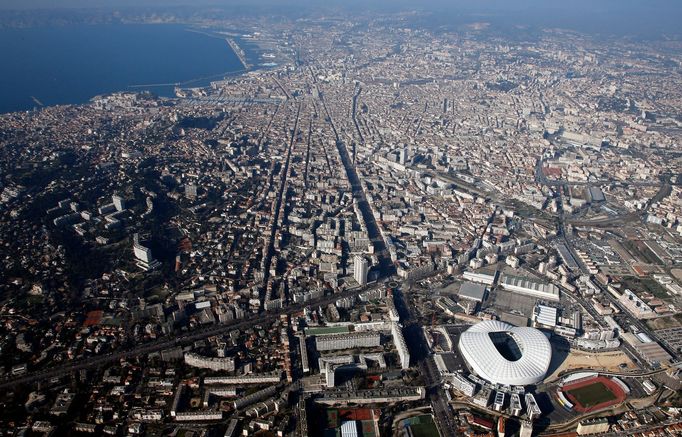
[458,320,552,386]
[556,373,629,413]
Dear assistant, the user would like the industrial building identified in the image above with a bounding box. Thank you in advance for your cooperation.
[500,274,560,301]
[458,281,488,302]
[621,333,673,365]
[533,304,558,328]
[577,417,610,435]
[463,270,498,285]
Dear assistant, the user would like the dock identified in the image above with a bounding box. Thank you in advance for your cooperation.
[226,38,250,70]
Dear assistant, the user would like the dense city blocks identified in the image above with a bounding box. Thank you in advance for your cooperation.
[0,2,682,437]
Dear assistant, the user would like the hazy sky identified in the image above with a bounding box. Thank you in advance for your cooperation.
[1,0,680,11]
[1,0,681,37]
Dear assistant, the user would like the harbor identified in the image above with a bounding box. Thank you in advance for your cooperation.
[226,38,250,70]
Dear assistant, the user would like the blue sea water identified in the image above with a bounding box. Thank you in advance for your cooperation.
[0,24,244,113]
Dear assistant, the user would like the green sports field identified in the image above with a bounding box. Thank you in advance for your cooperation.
[401,415,440,437]
[565,381,617,408]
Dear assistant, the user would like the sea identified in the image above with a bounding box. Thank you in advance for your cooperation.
[0,24,246,114]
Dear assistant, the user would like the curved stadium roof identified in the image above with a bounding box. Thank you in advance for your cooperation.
[458,320,552,386]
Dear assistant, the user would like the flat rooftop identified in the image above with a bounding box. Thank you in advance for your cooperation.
[459,281,487,302]
[306,326,351,336]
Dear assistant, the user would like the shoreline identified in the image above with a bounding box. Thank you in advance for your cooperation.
[0,23,258,114]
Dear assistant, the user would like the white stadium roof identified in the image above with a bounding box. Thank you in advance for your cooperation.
[458,320,552,386]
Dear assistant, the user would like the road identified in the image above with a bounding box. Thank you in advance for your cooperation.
[336,138,394,275]
[534,153,678,364]
[351,84,364,145]
[319,87,394,276]
[599,418,682,436]
[393,287,457,437]
[421,358,458,437]
[262,101,301,286]
[557,228,663,365]
[594,279,680,362]
[561,285,651,366]
[1,82,399,391]
[0,282,388,390]
[535,156,671,227]
[556,366,669,380]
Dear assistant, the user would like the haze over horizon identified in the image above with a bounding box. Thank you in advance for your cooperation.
[1,0,681,38]
[0,0,681,434]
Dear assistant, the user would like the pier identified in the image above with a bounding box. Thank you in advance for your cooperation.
[226,38,250,70]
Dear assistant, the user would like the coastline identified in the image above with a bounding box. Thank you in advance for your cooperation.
[0,23,255,114]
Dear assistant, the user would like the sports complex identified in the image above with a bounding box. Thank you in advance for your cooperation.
[458,320,552,386]
[556,373,629,413]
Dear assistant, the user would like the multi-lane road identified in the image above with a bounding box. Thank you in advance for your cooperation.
[0,282,388,390]
[393,287,457,437]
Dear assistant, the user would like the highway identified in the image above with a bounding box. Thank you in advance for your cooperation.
[0,282,388,390]
[534,156,672,227]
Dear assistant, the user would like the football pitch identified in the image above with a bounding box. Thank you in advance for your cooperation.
[402,415,440,437]
[565,381,618,408]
